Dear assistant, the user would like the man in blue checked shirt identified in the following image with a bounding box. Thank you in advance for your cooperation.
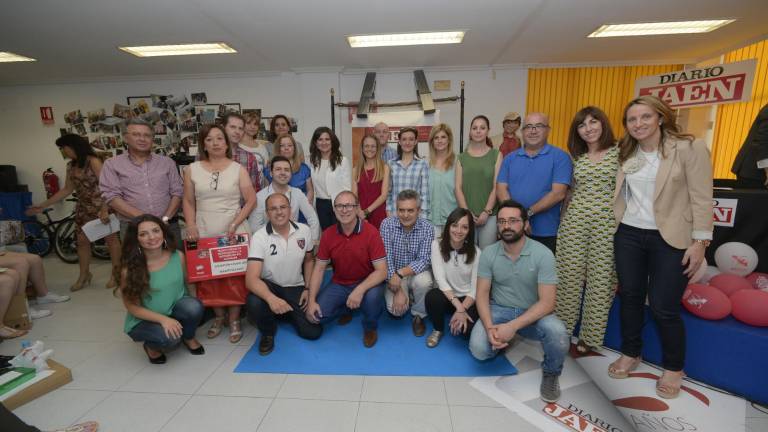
[380,189,434,337]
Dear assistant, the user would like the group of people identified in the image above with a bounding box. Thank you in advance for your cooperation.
[7,93,714,405]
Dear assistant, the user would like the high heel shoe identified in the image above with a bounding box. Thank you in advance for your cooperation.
[183,339,205,355]
[607,355,641,379]
[106,276,117,289]
[656,371,685,399]
[143,344,166,364]
[70,273,93,292]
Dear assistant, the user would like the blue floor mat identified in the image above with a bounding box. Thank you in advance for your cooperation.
[234,314,517,377]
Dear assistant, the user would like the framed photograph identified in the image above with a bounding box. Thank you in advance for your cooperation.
[113,103,132,119]
[191,92,207,105]
[217,103,241,118]
[196,104,218,125]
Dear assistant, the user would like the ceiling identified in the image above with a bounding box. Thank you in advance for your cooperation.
[1,0,766,86]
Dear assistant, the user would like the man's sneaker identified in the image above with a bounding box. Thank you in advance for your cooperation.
[540,373,561,402]
[30,307,52,320]
[33,292,71,305]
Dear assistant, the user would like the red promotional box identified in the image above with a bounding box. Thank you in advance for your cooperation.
[184,234,250,283]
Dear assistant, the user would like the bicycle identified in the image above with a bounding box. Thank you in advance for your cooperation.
[22,198,111,263]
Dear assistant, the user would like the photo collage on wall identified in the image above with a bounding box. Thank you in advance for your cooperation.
[59,92,265,161]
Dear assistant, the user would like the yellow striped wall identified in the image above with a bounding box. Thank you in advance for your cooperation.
[526,64,682,151]
[712,39,768,178]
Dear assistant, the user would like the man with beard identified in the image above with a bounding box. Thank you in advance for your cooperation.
[469,199,569,402]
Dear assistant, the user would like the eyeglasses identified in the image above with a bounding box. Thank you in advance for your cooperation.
[210,171,220,191]
[521,123,549,131]
[267,205,289,213]
[497,218,523,226]
[334,203,359,211]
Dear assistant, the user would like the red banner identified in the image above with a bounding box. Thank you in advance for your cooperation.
[184,234,249,283]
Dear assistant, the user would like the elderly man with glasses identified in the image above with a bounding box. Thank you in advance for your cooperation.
[496,113,572,253]
[305,191,388,347]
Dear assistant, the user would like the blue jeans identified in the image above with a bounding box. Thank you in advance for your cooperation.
[316,281,385,330]
[469,303,569,375]
[128,296,204,350]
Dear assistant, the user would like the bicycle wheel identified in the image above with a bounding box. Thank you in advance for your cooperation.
[91,238,111,260]
[53,219,80,264]
[21,220,53,256]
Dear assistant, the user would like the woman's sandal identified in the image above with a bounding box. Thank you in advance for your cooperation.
[229,319,242,344]
[207,316,225,339]
[656,371,685,399]
[0,326,28,339]
[607,355,641,379]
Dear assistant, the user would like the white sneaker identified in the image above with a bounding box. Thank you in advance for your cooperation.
[29,307,52,319]
[34,292,71,305]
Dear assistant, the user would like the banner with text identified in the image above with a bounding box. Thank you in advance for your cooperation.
[634,59,757,109]
[349,111,439,167]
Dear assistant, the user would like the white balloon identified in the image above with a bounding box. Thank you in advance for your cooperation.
[689,257,708,283]
[700,265,721,284]
[714,242,759,277]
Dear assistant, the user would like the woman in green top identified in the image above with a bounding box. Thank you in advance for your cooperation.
[455,115,503,248]
[122,214,205,364]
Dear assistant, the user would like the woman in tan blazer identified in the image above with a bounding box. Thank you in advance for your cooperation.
[607,95,713,399]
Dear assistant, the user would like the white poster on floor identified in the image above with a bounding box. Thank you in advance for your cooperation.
[471,339,747,432]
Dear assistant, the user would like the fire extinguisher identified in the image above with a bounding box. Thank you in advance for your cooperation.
[42,168,60,199]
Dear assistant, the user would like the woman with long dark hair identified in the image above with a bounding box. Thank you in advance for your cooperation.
[309,126,351,229]
[121,214,204,364]
[27,134,121,290]
[455,115,502,248]
[556,106,618,354]
[608,95,713,399]
[423,208,480,347]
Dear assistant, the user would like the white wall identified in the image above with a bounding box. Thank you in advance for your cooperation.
[0,67,526,216]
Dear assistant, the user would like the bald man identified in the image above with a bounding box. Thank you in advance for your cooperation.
[373,122,398,162]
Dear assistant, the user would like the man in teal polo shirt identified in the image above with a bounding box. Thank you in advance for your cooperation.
[469,199,569,402]
[496,112,572,253]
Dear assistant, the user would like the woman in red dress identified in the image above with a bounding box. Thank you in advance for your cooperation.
[352,134,389,229]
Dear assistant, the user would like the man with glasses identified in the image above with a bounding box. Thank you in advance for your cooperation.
[379,189,434,337]
[245,193,320,355]
[248,156,321,244]
[469,199,569,403]
[496,112,572,253]
[305,191,388,347]
[100,118,184,244]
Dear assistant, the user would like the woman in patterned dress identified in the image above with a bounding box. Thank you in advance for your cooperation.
[555,106,618,353]
[27,134,122,291]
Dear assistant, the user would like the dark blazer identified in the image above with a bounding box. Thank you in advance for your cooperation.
[731,103,768,181]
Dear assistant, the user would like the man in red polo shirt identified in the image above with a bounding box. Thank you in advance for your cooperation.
[305,191,388,347]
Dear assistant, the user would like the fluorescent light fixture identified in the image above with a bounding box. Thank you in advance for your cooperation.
[347,31,465,48]
[0,52,36,62]
[118,43,237,57]
[588,20,735,38]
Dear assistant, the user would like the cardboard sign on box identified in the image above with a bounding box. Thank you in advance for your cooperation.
[4,292,31,331]
[184,234,249,283]
[0,360,72,410]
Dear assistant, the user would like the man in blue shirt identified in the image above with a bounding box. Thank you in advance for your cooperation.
[496,113,572,253]
[374,122,398,162]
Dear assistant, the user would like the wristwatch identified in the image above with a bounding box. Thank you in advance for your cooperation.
[364,209,370,217]
[162,216,170,224]
[527,208,535,218]
[395,270,404,279]
[694,239,711,248]
[484,208,493,215]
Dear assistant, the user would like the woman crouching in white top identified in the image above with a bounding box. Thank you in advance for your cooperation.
[424,207,481,347]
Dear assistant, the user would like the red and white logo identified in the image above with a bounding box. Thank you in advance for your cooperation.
[712,198,738,227]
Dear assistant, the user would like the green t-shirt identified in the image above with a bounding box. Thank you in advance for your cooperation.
[477,238,557,309]
[124,251,188,333]
[458,148,499,215]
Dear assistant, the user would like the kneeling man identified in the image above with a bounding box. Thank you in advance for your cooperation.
[246,193,321,355]
[469,199,569,402]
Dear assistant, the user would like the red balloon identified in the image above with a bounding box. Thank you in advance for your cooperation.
[709,274,754,297]
[682,284,732,320]
[730,290,768,327]
[745,272,768,291]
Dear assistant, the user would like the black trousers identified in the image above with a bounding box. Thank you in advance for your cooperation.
[424,288,479,334]
[316,198,337,231]
[246,281,322,340]
[614,224,688,371]
[531,235,557,254]
[0,403,39,432]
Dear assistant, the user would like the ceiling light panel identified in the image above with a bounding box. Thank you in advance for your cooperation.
[347,31,465,48]
[118,43,237,57]
[588,20,735,38]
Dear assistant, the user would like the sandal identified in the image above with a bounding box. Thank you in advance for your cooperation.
[207,316,225,339]
[229,319,242,344]
[607,355,641,379]
[0,326,28,339]
[656,371,685,399]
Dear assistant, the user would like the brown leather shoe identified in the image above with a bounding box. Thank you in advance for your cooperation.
[338,313,353,325]
[258,335,274,355]
[412,317,426,337]
[363,329,378,348]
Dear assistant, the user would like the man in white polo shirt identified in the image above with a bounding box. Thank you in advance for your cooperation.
[248,155,320,244]
[245,193,320,356]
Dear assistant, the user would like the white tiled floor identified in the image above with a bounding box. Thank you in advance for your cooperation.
[3,256,768,432]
